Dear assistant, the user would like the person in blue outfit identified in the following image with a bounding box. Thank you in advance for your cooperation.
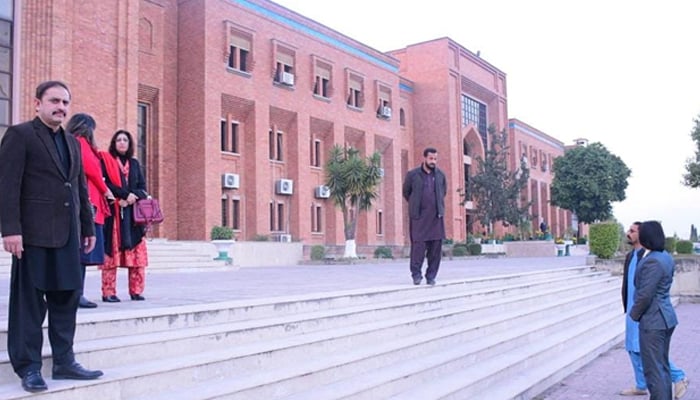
[621,222,689,399]
[629,221,682,400]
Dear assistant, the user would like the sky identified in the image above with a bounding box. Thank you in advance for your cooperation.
[274,0,700,239]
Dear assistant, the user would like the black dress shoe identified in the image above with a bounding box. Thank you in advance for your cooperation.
[79,296,98,308]
[52,361,103,380]
[102,295,121,303]
[130,294,145,301]
[427,279,436,286]
[413,277,422,285]
[21,370,48,392]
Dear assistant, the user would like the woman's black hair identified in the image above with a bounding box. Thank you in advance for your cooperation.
[108,129,135,158]
[66,113,97,148]
[638,220,666,252]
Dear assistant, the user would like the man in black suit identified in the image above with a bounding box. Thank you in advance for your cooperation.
[0,81,103,392]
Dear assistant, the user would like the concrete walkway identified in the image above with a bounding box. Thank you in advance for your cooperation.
[0,254,697,399]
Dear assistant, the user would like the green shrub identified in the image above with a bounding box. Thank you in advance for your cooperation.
[577,236,587,245]
[452,243,469,257]
[374,246,393,259]
[676,240,694,254]
[467,243,482,256]
[665,237,677,253]
[310,245,326,260]
[589,222,619,259]
[211,226,233,240]
[252,234,269,241]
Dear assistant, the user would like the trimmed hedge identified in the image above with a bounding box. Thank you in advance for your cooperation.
[452,243,469,257]
[665,237,677,253]
[374,246,393,259]
[589,222,619,259]
[310,245,326,260]
[467,243,482,256]
[676,240,694,254]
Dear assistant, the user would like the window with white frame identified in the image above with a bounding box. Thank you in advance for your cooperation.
[228,32,252,72]
[311,139,322,167]
[269,128,283,161]
[311,204,323,233]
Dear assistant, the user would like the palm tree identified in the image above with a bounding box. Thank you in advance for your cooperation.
[325,145,382,258]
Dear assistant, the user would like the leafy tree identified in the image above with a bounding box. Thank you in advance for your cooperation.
[550,142,630,224]
[683,114,700,188]
[325,145,382,258]
[464,125,530,233]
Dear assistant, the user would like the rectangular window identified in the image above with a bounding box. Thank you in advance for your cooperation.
[269,128,283,161]
[0,17,12,140]
[376,83,392,119]
[312,139,321,167]
[313,58,332,98]
[276,131,283,161]
[221,197,229,227]
[347,72,364,108]
[461,94,487,150]
[137,103,149,177]
[269,202,275,231]
[221,120,239,153]
[376,210,383,235]
[277,203,284,231]
[220,119,227,152]
[227,28,252,72]
[311,204,323,233]
[273,41,295,86]
[232,199,240,230]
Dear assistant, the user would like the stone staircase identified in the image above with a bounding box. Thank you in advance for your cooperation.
[0,266,624,400]
[0,239,231,277]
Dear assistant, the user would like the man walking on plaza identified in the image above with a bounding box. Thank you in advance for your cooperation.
[0,80,104,392]
[621,222,689,398]
[402,147,447,286]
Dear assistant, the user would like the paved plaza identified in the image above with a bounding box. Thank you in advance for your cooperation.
[0,255,697,399]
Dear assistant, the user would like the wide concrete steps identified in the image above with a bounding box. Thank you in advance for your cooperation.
[0,239,231,277]
[0,267,624,400]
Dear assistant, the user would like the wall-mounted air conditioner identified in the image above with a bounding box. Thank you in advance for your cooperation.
[278,234,292,242]
[378,168,385,178]
[281,72,295,86]
[380,106,392,118]
[275,179,294,195]
[221,173,240,189]
[314,185,330,199]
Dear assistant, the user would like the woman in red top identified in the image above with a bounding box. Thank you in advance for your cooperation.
[66,113,114,308]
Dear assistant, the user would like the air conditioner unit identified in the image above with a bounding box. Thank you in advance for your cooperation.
[380,106,392,118]
[275,179,294,195]
[221,173,240,189]
[378,168,385,178]
[278,234,292,242]
[314,185,330,199]
[281,71,295,86]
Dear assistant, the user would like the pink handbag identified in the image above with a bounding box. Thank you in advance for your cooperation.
[134,198,164,226]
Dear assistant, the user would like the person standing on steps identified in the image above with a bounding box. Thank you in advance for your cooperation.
[66,113,115,309]
[0,80,104,393]
[402,147,447,286]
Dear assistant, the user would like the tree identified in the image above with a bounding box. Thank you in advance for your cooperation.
[464,125,531,233]
[550,142,630,224]
[325,145,382,258]
[690,224,698,242]
[683,114,700,188]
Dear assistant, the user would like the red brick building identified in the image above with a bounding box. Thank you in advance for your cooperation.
[3,0,574,249]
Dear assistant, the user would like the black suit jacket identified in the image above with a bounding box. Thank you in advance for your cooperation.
[402,166,447,220]
[0,117,94,247]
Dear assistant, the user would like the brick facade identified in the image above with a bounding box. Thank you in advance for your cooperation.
[6,0,579,247]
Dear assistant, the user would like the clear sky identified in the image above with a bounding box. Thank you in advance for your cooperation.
[274,0,700,239]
